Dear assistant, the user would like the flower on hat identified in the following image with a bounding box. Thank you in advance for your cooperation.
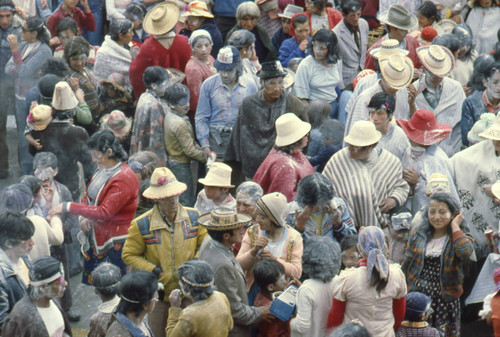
[157,177,167,186]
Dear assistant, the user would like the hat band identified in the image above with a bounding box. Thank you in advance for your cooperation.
[181,276,214,288]
[427,51,445,64]
[256,199,281,226]
[151,177,177,187]
[30,271,62,286]
[0,5,15,11]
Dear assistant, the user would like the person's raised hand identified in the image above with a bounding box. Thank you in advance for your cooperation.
[250,236,270,257]
[168,289,182,308]
[6,34,18,51]
[295,205,313,232]
[379,198,396,213]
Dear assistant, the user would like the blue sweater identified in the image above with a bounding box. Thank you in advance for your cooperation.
[278,37,310,68]
[461,90,491,146]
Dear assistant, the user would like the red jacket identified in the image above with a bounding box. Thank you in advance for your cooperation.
[364,35,422,70]
[253,148,314,202]
[69,163,139,254]
[129,35,192,98]
[47,6,96,37]
[298,7,342,35]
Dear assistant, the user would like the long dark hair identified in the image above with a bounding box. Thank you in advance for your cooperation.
[88,130,128,162]
[25,16,50,45]
[308,29,341,64]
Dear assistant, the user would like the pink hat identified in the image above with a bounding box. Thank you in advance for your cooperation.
[397,110,451,146]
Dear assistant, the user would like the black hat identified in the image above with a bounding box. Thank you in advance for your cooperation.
[257,61,287,79]
[29,256,63,286]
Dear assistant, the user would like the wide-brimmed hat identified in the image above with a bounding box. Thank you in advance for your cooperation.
[198,162,234,188]
[397,110,451,146]
[256,192,288,227]
[165,68,186,84]
[142,167,187,200]
[369,39,409,60]
[378,4,417,31]
[99,73,127,93]
[214,46,241,71]
[479,113,500,141]
[283,69,295,89]
[278,4,303,19]
[379,54,414,90]
[434,19,457,34]
[143,2,179,35]
[344,120,382,147]
[100,110,132,138]
[468,113,496,143]
[27,104,52,131]
[275,113,311,147]
[182,1,214,18]
[417,45,455,78]
[199,208,252,230]
[52,81,78,110]
[257,60,287,79]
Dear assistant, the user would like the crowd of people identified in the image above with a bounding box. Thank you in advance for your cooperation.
[0,0,500,336]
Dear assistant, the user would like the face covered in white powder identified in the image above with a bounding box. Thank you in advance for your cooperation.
[428,200,452,232]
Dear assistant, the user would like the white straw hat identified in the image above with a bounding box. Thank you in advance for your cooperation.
[369,39,409,59]
[379,54,414,90]
[142,167,187,200]
[417,45,455,78]
[479,113,500,141]
[344,120,382,147]
[51,81,78,110]
[275,113,311,147]
[198,162,234,188]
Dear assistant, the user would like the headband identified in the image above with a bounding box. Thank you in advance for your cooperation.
[30,271,63,286]
[181,276,214,288]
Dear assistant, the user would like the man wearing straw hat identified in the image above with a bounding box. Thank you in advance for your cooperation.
[344,53,416,134]
[129,2,192,98]
[364,4,422,71]
[199,208,272,337]
[412,44,465,157]
[323,120,409,229]
[122,167,208,337]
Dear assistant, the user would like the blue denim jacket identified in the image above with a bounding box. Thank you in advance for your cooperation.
[0,249,28,329]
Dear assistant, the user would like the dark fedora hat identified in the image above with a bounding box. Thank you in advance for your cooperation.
[257,60,287,79]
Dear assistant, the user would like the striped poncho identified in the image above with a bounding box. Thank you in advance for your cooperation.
[322,148,409,228]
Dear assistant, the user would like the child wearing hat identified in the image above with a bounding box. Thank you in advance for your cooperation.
[98,73,135,119]
[396,292,440,336]
[99,110,132,154]
[278,13,311,68]
[194,162,236,215]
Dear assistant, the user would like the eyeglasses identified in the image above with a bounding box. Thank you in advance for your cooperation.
[69,54,88,62]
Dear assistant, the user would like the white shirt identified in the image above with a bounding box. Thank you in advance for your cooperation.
[37,300,65,337]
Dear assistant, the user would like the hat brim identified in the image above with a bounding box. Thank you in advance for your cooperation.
[181,9,214,18]
[27,118,52,131]
[101,118,133,138]
[378,11,418,31]
[142,181,187,200]
[213,59,237,71]
[344,130,382,147]
[197,178,235,188]
[479,128,500,141]
[275,120,311,147]
[397,119,452,145]
[417,46,455,78]
[143,3,180,36]
[99,80,127,93]
[283,70,295,89]
[369,47,409,59]
[492,181,500,200]
[379,56,414,90]
[199,212,252,230]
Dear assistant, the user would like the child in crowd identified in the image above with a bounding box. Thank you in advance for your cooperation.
[309,119,344,172]
[279,14,311,68]
[98,73,135,118]
[163,83,206,207]
[272,4,303,53]
[340,234,359,269]
[396,292,440,337]
[88,263,122,337]
[306,100,330,157]
[47,0,96,39]
[253,259,290,337]
[25,104,53,152]
[99,110,132,154]
[195,162,236,214]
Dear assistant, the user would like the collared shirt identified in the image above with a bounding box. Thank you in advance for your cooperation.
[47,5,96,37]
[483,91,500,113]
[195,73,258,147]
[422,80,443,110]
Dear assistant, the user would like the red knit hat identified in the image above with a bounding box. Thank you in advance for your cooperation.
[421,26,438,42]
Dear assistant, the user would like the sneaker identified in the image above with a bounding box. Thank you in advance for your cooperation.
[66,310,81,322]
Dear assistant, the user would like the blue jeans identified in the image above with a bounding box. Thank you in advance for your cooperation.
[15,98,33,175]
[80,0,104,46]
[337,90,352,126]
[329,100,340,121]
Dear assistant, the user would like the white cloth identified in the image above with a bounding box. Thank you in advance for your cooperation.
[105,0,131,20]
[451,140,500,259]
[401,144,458,214]
[27,215,64,259]
[344,73,379,115]
[37,300,65,337]
[290,278,333,337]
[414,76,465,157]
[345,81,410,135]
[194,190,236,215]
[466,7,500,54]
[93,35,133,90]
[98,295,120,314]
[451,50,477,86]
[376,124,409,162]
[293,55,344,104]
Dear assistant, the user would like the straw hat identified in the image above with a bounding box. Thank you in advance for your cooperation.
[142,167,187,200]
[379,54,414,90]
[165,68,186,84]
[434,19,457,34]
[468,113,496,144]
[492,181,500,201]
[397,110,451,146]
[100,110,132,138]
[275,113,311,147]
[344,120,382,147]
[369,39,409,59]
[182,1,214,18]
[199,208,252,231]
[51,81,78,110]
[143,2,180,36]
[198,162,234,188]
[417,45,455,78]
[378,4,417,31]
[479,113,500,141]
[278,4,303,19]
[27,104,52,131]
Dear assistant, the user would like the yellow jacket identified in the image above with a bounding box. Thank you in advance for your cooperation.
[122,204,208,302]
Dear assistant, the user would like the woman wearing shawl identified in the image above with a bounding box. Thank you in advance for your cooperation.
[401,192,473,337]
[327,226,407,337]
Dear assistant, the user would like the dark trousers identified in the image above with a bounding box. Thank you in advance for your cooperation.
[0,78,15,175]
